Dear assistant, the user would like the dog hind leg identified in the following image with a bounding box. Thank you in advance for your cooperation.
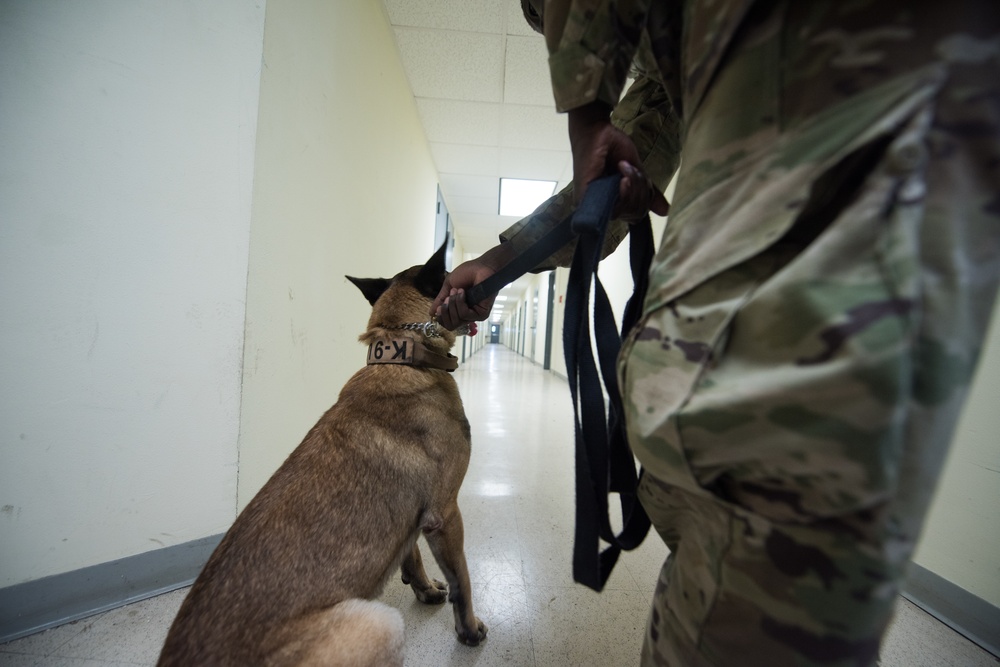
[264,599,404,667]
[401,542,448,604]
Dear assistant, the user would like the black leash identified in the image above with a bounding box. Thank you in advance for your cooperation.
[563,175,652,591]
[465,174,653,591]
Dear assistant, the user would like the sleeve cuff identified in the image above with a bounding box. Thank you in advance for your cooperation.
[548,44,622,113]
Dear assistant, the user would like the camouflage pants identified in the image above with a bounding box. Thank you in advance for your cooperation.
[620,54,1000,667]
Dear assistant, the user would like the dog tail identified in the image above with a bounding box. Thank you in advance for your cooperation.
[269,599,405,667]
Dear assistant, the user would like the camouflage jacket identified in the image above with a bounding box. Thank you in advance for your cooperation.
[502,1,998,315]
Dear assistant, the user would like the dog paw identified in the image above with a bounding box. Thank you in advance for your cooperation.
[457,618,488,647]
[412,579,448,605]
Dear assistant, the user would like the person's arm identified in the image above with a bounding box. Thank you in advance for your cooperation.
[546,0,668,208]
[499,75,680,272]
[566,102,669,213]
[431,76,682,329]
[431,242,515,330]
[432,1,681,328]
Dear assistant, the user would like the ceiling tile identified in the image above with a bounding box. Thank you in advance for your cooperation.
[444,194,498,216]
[385,0,503,33]
[393,27,503,102]
[415,98,501,145]
[500,104,569,151]
[450,211,524,254]
[505,0,540,36]
[450,215,508,242]
[503,35,552,106]
[430,143,499,177]
[440,173,499,200]
[499,147,569,181]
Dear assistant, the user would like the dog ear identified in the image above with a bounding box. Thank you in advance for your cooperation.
[346,275,391,306]
[414,236,449,299]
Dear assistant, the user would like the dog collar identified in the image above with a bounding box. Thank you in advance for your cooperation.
[366,337,458,372]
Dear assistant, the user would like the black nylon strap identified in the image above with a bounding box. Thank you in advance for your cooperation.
[562,175,651,591]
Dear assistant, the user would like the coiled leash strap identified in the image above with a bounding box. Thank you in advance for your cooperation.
[564,175,652,591]
[465,174,653,592]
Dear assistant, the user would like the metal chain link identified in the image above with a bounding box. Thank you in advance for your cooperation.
[386,321,443,338]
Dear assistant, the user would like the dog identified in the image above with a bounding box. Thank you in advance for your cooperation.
[158,240,486,666]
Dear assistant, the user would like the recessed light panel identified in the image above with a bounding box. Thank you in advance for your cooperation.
[499,178,557,217]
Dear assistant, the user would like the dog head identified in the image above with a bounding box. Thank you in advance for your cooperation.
[346,238,455,351]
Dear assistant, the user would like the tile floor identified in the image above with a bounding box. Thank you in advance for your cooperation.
[2,345,996,666]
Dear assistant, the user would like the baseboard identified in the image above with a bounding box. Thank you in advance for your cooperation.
[902,561,1000,658]
[0,533,222,644]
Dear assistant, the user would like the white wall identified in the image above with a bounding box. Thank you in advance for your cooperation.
[548,267,570,378]
[530,275,543,364]
[527,274,547,364]
[236,0,442,508]
[0,1,266,586]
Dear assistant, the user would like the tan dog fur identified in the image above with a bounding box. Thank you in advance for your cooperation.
[157,241,486,666]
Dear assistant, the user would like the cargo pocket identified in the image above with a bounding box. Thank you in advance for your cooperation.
[621,251,778,495]
[676,116,929,524]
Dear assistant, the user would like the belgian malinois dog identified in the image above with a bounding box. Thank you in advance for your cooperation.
[158,240,486,666]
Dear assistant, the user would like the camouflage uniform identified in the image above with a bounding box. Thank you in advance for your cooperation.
[504,1,1000,665]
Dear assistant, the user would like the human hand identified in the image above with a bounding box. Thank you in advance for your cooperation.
[431,242,516,330]
[568,102,669,219]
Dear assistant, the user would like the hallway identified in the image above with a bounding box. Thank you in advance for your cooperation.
[1,344,995,666]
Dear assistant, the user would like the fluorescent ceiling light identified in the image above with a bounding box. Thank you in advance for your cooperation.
[499,178,557,217]
[494,296,508,302]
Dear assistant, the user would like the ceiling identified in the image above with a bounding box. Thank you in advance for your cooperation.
[382,0,573,261]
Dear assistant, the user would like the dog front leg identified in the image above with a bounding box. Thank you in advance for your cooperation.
[400,542,448,604]
[422,505,488,646]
